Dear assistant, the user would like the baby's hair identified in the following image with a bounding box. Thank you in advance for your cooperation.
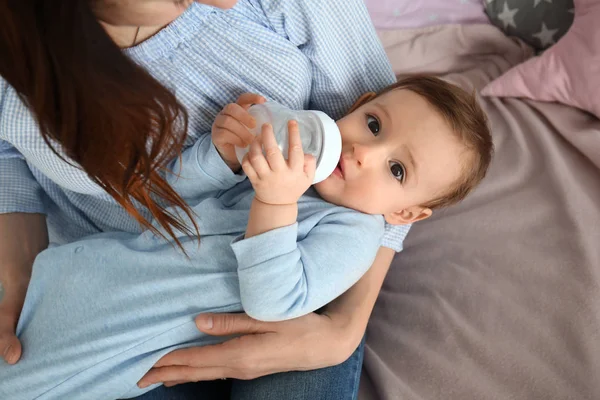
[373,75,493,209]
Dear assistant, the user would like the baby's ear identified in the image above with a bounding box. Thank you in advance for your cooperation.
[384,206,432,225]
[347,92,377,114]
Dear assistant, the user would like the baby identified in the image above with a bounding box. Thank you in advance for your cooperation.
[0,76,492,399]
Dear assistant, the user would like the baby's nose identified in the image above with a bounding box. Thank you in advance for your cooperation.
[352,143,378,167]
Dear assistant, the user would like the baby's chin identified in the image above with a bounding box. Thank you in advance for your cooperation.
[313,182,346,208]
[313,183,378,215]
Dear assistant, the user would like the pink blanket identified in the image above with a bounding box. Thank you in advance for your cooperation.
[365,0,489,29]
[360,23,600,400]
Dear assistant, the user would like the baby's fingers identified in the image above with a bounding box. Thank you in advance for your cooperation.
[303,154,316,180]
[261,124,286,171]
[247,135,270,178]
[241,155,258,182]
[287,120,305,171]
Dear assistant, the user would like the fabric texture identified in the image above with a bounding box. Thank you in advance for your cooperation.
[364,0,489,30]
[358,23,600,400]
[482,0,600,119]
[0,0,408,251]
[0,136,383,399]
[484,0,574,50]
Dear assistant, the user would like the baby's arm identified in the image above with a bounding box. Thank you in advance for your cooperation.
[236,121,385,321]
[233,209,384,322]
[242,121,314,239]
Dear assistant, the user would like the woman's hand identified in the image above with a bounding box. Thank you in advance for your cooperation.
[212,93,266,173]
[0,213,48,364]
[0,301,23,365]
[137,310,359,388]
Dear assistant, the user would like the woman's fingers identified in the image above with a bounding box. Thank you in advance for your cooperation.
[236,93,266,110]
[195,312,268,336]
[212,129,247,149]
[0,311,22,365]
[0,329,21,365]
[220,103,256,130]
[139,366,235,388]
[213,112,255,145]
[139,366,201,388]
[163,380,187,388]
[147,314,270,370]
[139,335,273,386]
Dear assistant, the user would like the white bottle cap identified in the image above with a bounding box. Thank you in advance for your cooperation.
[311,111,342,184]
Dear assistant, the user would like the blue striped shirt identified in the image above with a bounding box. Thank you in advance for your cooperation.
[0,0,410,249]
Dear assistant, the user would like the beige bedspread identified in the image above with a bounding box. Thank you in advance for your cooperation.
[360,24,600,400]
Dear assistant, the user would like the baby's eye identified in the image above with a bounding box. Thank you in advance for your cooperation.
[389,161,405,183]
[366,115,380,136]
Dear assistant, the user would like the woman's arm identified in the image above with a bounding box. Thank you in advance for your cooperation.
[0,136,50,364]
[0,213,48,364]
[137,246,394,387]
[327,246,395,340]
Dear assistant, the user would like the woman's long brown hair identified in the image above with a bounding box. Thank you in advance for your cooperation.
[0,0,198,247]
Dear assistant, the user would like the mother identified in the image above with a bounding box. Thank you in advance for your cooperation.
[0,0,407,398]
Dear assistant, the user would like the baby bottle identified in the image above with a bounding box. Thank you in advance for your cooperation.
[235,101,342,184]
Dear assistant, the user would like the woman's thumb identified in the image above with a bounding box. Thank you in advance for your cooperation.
[195,313,266,336]
[0,333,22,364]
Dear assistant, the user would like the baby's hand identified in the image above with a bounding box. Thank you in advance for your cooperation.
[243,121,316,206]
[212,93,266,172]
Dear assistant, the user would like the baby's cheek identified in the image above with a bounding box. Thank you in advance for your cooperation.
[314,179,341,203]
[342,185,374,211]
[360,184,394,212]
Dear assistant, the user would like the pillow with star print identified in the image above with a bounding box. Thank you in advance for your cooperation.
[482,0,600,119]
[484,0,574,50]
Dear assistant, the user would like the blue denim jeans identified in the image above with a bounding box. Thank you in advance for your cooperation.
[132,336,365,400]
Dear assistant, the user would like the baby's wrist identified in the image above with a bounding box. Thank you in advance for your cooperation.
[253,196,298,208]
[245,197,298,238]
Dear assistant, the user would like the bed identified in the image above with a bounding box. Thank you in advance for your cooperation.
[360,1,600,399]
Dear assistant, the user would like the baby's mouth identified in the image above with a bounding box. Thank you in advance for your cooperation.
[333,157,345,179]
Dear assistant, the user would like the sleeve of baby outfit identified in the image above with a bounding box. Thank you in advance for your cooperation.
[230,211,384,321]
[250,0,396,120]
[0,79,46,215]
[166,133,246,205]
